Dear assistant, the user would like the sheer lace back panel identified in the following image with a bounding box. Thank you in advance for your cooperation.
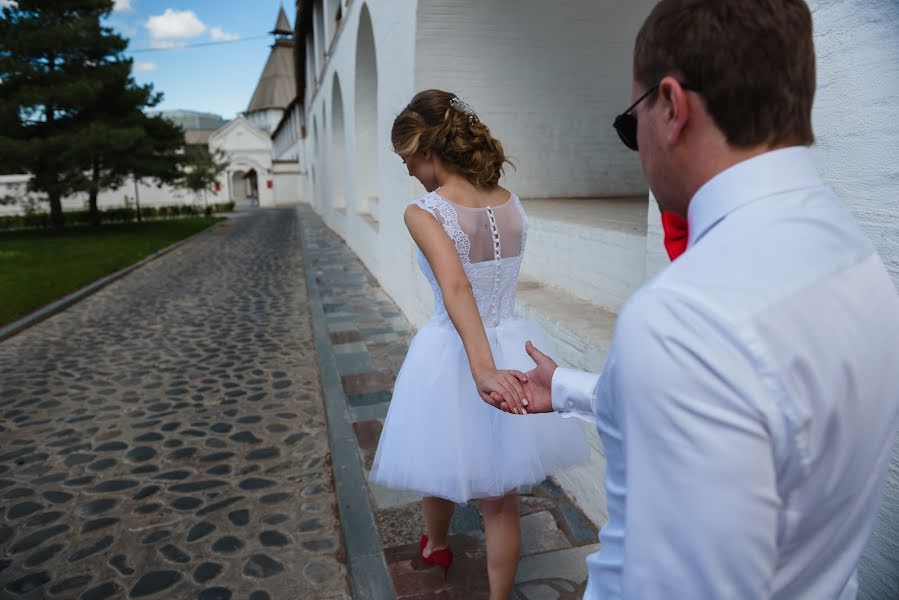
[411,191,528,328]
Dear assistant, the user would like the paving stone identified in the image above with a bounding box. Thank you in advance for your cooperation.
[193,561,223,583]
[187,521,216,542]
[520,511,571,555]
[243,554,285,578]
[519,583,561,600]
[48,574,92,595]
[514,544,600,585]
[197,587,232,600]
[227,509,249,526]
[259,530,291,547]
[346,391,392,407]
[79,581,121,600]
[24,542,64,567]
[68,535,114,561]
[129,570,182,597]
[5,570,51,594]
[340,371,395,395]
[211,535,244,555]
[352,420,383,450]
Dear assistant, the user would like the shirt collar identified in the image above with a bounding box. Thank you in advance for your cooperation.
[687,146,822,247]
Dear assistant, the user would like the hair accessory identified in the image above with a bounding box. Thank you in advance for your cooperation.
[450,96,478,123]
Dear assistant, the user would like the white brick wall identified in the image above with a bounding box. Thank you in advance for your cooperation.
[413,0,653,199]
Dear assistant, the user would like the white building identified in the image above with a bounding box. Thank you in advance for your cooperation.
[282,1,899,596]
[209,7,303,208]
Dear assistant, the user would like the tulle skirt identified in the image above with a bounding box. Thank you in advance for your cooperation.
[369,316,590,503]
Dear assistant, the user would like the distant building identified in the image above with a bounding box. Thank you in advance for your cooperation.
[209,7,302,208]
[150,109,227,131]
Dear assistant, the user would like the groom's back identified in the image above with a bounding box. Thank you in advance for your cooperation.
[655,152,899,598]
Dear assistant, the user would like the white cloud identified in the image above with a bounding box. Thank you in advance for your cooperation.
[145,9,206,48]
[0,0,18,9]
[133,61,156,73]
[113,0,132,12]
[209,26,239,42]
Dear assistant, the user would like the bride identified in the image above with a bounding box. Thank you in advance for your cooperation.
[369,89,589,599]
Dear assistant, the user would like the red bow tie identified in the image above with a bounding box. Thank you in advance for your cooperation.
[661,211,689,260]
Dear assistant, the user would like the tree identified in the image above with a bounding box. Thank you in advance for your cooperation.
[0,0,182,229]
[178,148,228,209]
[77,73,185,226]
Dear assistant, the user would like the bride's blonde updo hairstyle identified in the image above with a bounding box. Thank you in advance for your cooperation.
[392,89,511,189]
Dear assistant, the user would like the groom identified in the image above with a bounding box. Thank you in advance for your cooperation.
[490,0,899,598]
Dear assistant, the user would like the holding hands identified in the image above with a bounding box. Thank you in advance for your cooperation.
[481,341,558,415]
[475,368,529,414]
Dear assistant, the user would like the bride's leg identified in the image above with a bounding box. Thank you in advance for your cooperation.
[422,496,455,555]
[480,492,520,600]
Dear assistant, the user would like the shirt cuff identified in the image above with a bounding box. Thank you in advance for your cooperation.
[552,367,600,419]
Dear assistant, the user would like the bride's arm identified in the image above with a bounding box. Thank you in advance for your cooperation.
[405,205,529,413]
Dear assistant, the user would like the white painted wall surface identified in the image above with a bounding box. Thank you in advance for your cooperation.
[246,108,284,135]
[413,0,653,199]
[805,1,899,597]
[0,173,226,216]
[273,162,301,205]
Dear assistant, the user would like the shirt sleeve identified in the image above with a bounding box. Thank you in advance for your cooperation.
[551,367,601,420]
[613,288,779,598]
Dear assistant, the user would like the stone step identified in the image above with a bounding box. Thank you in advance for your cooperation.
[521,196,649,315]
[515,277,615,529]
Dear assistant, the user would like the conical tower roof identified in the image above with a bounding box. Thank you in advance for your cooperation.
[272,6,292,36]
[248,8,296,113]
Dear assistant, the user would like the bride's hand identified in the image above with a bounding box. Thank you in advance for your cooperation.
[475,369,529,414]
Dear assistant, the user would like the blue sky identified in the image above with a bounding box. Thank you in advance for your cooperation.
[106,0,289,120]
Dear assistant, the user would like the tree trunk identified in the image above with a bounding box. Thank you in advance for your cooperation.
[133,176,142,223]
[48,190,64,231]
[89,156,101,226]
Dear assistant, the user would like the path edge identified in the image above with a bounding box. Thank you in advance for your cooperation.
[296,205,396,599]
[0,217,230,343]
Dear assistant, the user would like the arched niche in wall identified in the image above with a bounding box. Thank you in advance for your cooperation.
[331,74,348,210]
[354,3,379,221]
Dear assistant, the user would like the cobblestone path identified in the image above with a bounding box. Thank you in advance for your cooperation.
[298,205,599,600]
[0,209,350,599]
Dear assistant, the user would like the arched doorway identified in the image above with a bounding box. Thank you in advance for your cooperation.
[243,169,259,206]
[331,74,347,210]
[354,3,378,216]
[230,170,249,203]
[228,163,262,206]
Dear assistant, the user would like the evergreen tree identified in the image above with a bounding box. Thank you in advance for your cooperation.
[0,0,185,229]
[179,148,228,209]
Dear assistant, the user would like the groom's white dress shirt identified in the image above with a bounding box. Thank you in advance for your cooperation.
[552,147,899,599]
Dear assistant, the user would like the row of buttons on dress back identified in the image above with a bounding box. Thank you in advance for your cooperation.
[486,206,502,324]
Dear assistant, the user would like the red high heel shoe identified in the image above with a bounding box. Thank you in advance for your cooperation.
[420,534,453,582]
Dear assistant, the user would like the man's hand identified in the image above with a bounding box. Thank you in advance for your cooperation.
[476,368,529,414]
[491,341,558,414]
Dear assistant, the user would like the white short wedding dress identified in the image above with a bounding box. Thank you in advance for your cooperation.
[369,191,589,503]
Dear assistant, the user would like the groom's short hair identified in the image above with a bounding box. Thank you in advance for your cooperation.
[634,0,816,148]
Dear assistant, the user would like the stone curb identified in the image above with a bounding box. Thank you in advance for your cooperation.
[0,218,230,343]
[296,206,396,599]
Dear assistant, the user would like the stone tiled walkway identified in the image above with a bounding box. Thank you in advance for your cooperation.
[298,205,599,600]
[0,209,349,599]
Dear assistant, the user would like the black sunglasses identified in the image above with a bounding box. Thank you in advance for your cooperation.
[613,82,701,151]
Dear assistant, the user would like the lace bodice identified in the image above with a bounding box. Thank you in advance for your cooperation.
[410,191,528,328]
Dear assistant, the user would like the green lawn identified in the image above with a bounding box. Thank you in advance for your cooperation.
[0,217,222,326]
